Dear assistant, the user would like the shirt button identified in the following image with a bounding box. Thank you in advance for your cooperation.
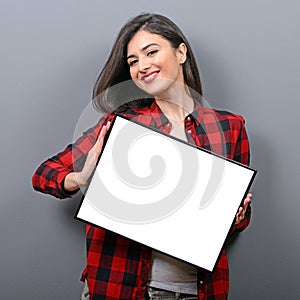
[187,129,192,133]
[187,116,191,121]
[199,280,204,284]
[166,122,171,126]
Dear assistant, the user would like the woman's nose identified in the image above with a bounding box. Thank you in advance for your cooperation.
[138,58,151,72]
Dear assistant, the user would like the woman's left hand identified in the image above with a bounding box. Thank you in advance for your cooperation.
[235,193,252,225]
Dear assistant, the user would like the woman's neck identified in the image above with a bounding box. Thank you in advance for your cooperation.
[155,88,194,123]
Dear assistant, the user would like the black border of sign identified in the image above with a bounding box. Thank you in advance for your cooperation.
[74,114,257,271]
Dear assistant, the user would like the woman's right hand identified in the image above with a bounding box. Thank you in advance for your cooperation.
[64,122,111,192]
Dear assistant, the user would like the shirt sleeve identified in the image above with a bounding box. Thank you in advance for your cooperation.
[32,114,112,199]
[229,116,251,234]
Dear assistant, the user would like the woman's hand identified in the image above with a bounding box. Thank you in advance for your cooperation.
[64,122,111,191]
[235,193,252,225]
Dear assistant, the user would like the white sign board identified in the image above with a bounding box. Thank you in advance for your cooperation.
[76,115,256,271]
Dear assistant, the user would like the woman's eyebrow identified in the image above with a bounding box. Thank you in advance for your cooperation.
[127,43,160,60]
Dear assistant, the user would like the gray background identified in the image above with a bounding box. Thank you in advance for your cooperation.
[1,0,299,299]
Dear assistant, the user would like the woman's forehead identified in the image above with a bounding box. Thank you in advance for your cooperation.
[127,31,169,54]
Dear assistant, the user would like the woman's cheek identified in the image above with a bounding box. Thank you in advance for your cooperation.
[129,69,137,80]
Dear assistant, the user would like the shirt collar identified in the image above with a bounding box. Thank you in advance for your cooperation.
[148,100,170,127]
[190,98,204,126]
[148,98,204,127]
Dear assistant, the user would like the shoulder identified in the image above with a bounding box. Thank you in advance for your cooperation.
[202,107,246,129]
[206,108,244,121]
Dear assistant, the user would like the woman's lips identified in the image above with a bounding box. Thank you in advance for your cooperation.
[141,71,159,83]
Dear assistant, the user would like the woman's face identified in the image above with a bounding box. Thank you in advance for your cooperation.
[127,30,187,98]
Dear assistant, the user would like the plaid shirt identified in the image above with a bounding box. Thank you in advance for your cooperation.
[32,99,251,300]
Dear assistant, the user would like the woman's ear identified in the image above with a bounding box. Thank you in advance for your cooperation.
[177,43,187,64]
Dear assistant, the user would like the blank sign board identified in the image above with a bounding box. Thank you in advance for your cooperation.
[76,115,256,271]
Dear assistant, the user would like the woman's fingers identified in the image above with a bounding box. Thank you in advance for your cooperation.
[78,121,111,186]
[97,121,111,142]
[93,121,111,158]
[235,193,253,224]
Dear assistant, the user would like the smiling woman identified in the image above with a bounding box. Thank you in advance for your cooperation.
[92,13,202,114]
[32,13,252,300]
[127,31,187,104]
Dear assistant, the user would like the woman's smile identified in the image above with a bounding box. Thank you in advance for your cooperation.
[141,71,160,83]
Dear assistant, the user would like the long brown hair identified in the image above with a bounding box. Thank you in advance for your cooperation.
[93,13,202,113]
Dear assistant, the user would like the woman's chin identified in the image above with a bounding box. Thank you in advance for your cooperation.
[137,79,175,99]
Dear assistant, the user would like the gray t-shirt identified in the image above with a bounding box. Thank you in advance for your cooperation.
[147,120,198,295]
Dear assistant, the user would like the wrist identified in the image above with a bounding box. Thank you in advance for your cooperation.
[76,172,88,187]
[64,172,83,192]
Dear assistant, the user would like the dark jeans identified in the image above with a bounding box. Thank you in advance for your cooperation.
[81,281,199,300]
[146,286,198,300]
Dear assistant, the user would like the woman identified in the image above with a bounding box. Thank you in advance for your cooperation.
[32,13,252,300]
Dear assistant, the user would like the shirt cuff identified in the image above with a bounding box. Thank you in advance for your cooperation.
[56,170,80,198]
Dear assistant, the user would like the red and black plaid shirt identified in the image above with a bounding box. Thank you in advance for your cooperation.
[32,99,251,300]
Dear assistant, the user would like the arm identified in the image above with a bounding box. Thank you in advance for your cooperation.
[32,114,112,199]
[229,116,252,234]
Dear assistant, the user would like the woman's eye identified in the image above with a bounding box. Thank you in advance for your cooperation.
[147,50,158,56]
[129,60,138,67]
